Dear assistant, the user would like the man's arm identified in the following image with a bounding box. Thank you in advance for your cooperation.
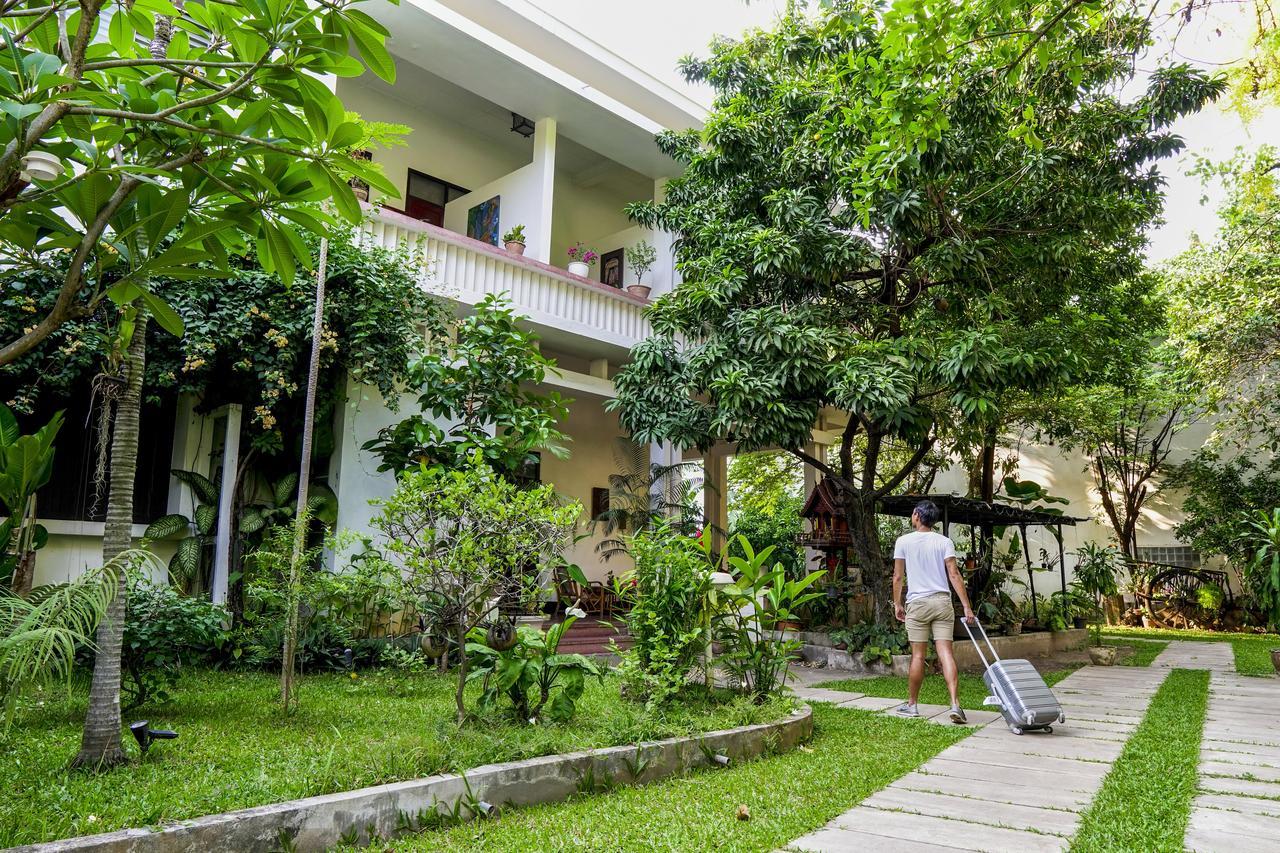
[945,556,976,623]
[893,558,906,622]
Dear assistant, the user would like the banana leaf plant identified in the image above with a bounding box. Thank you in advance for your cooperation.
[0,404,63,593]
[145,469,337,594]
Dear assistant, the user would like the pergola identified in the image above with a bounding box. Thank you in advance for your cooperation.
[877,494,1090,623]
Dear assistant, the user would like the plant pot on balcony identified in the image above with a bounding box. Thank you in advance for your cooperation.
[568,261,590,277]
[626,284,652,298]
[1087,645,1117,666]
[505,240,526,256]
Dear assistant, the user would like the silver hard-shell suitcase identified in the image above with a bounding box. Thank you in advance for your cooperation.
[963,619,1065,735]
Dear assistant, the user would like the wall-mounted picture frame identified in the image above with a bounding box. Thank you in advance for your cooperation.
[600,248,624,288]
[348,149,373,201]
[466,195,501,246]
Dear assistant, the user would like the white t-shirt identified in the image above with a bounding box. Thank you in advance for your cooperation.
[893,530,956,602]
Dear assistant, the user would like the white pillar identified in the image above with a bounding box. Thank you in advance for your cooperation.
[703,448,728,556]
[802,440,825,571]
[210,404,242,606]
[651,178,677,297]
[529,117,557,262]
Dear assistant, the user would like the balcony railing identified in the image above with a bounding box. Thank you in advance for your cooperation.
[360,206,651,351]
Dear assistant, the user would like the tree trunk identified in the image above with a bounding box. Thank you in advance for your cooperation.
[71,315,147,769]
[281,237,327,711]
[454,620,468,723]
[841,494,892,624]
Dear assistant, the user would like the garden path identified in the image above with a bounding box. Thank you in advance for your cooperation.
[1185,662,1280,853]
[785,664,1168,851]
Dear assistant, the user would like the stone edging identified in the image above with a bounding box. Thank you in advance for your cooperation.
[14,705,813,853]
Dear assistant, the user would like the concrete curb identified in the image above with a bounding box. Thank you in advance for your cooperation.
[13,705,813,853]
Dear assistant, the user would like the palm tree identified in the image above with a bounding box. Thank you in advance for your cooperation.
[281,236,329,710]
[72,315,147,768]
[1,555,137,731]
[593,438,705,559]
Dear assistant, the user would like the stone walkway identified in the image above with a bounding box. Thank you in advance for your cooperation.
[787,665,1167,851]
[1185,662,1280,853]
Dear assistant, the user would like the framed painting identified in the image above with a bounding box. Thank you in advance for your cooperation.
[466,195,501,246]
[600,248,624,288]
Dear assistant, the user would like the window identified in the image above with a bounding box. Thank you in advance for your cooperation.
[1136,545,1199,569]
[508,452,541,490]
[404,169,468,227]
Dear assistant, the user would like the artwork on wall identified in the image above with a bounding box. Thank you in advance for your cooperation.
[466,195,501,245]
[348,149,373,201]
[600,248,624,288]
[591,487,610,520]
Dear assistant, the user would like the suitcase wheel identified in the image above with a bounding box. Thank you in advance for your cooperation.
[1043,726,1053,734]
[1009,725,1024,735]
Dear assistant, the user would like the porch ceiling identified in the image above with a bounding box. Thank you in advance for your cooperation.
[364,0,687,179]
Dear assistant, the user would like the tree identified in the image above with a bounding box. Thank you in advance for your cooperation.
[0,403,61,595]
[364,294,571,478]
[611,3,1221,622]
[0,0,398,367]
[1174,451,1280,569]
[372,456,580,722]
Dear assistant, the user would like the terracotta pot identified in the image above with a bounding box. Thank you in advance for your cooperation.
[505,240,526,255]
[1088,645,1117,666]
[419,632,448,659]
[1271,648,1280,674]
[776,620,803,632]
[626,284,652,298]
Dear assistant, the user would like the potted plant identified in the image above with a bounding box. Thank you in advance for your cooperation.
[625,240,657,298]
[566,242,598,277]
[503,224,527,256]
[1002,599,1023,636]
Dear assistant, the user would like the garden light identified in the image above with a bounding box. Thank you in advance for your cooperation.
[129,721,178,755]
[19,151,64,182]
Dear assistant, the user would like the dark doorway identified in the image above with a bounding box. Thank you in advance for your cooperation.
[404,169,469,227]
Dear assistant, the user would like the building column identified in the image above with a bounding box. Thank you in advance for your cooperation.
[651,178,677,297]
[528,117,557,263]
[802,440,825,571]
[210,404,242,606]
[702,447,728,556]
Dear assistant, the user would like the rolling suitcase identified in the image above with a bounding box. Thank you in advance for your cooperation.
[963,618,1065,735]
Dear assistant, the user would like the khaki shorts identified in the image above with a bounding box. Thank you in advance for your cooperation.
[905,593,955,643]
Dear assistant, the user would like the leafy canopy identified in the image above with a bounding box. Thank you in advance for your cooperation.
[0,0,400,365]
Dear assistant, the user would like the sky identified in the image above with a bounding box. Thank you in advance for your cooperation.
[529,0,1279,262]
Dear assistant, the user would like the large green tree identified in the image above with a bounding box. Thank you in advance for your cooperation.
[612,2,1221,621]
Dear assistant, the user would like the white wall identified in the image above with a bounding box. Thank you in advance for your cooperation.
[550,174,642,275]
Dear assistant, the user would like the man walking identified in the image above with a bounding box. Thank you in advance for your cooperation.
[891,499,976,724]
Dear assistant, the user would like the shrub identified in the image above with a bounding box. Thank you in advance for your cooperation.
[121,580,230,707]
[612,524,713,709]
[1244,508,1280,631]
[465,615,605,723]
[1196,582,1226,615]
[831,622,908,665]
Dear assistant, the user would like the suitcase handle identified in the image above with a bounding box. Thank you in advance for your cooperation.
[961,617,1001,670]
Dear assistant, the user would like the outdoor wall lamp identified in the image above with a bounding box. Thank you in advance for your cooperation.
[130,720,178,755]
[510,112,535,137]
[19,150,64,182]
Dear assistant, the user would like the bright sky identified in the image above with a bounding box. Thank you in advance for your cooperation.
[531,0,1278,262]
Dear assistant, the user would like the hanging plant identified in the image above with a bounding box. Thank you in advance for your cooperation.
[486,616,518,652]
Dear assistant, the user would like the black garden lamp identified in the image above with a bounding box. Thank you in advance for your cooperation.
[130,721,178,755]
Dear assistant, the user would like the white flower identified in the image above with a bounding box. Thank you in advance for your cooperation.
[566,606,587,619]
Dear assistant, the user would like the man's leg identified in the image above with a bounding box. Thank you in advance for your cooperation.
[908,641,929,705]
[935,639,960,707]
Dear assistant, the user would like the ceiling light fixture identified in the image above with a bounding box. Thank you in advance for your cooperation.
[510,112,535,138]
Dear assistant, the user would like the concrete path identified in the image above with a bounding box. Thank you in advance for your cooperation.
[1149,638,1235,670]
[1186,667,1280,853]
[786,665,1168,851]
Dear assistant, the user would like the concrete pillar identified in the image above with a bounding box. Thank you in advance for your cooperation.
[802,440,825,571]
[529,117,557,262]
[210,404,242,606]
[651,177,677,297]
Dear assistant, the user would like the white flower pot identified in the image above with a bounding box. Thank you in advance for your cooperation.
[567,261,590,277]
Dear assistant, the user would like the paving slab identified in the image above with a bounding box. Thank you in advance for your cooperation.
[1202,761,1280,782]
[1194,792,1280,818]
[830,807,1066,853]
[1185,806,1280,850]
[895,772,1091,810]
[836,695,901,711]
[864,788,1080,836]
[793,687,865,704]
[920,759,1104,793]
[1200,775,1280,799]
[786,825,962,852]
[925,709,1001,727]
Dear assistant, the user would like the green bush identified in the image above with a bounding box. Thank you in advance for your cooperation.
[831,622,908,665]
[1196,582,1226,615]
[120,579,230,708]
[612,524,713,709]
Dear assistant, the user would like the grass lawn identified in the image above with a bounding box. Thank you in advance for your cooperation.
[1104,637,1168,666]
[1103,626,1279,676]
[821,666,1077,710]
[1069,668,1209,852]
[379,704,968,852]
[0,669,793,847]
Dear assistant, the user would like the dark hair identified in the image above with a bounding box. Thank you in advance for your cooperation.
[913,500,940,528]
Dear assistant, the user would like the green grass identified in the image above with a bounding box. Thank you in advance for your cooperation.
[1104,637,1168,666]
[0,669,793,847]
[822,666,1077,710]
[1103,626,1280,676]
[1069,668,1210,852]
[380,704,967,852]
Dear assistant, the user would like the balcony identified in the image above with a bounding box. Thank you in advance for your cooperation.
[360,205,652,354]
